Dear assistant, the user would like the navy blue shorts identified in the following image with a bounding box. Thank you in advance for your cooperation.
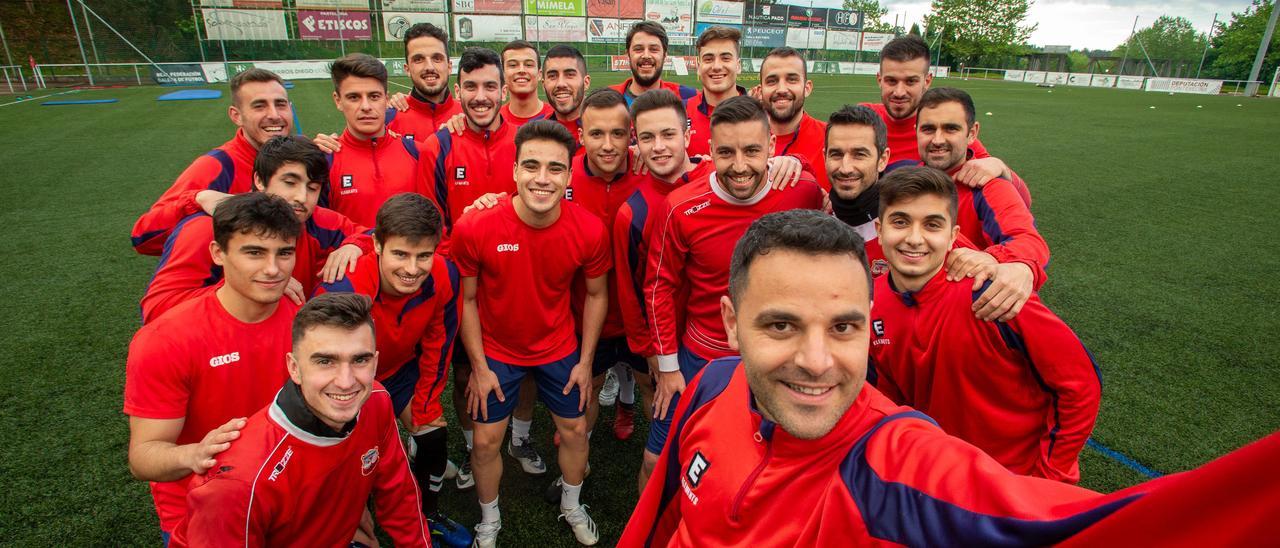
[475,350,585,423]
[645,346,709,454]
[380,360,419,416]
[591,336,648,377]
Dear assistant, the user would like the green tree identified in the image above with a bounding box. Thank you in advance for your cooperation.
[909,23,922,36]
[1209,0,1279,80]
[1112,15,1207,74]
[843,0,896,33]
[923,0,1037,65]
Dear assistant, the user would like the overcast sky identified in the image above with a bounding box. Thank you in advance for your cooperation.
[806,0,1258,50]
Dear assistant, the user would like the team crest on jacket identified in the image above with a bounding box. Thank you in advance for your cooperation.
[360,447,380,476]
[342,174,354,189]
[873,319,885,337]
[454,167,466,180]
[871,259,889,276]
[686,451,710,487]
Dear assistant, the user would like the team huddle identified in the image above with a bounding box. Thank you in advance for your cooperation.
[123,20,1276,548]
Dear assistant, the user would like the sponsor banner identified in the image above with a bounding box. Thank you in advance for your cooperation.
[525,16,588,41]
[785,28,826,49]
[201,63,229,83]
[382,12,448,41]
[202,8,290,41]
[200,0,283,7]
[786,5,827,28]
[744,2,786,26]
[645,0,694,39]
[152,63,207,85]
[1022,70,1046,83]
[1042,45,1070,54]
[1004,69,1025,81]
[742,26,785,48]
[1045,72,1068,84]
[826,30,861,51]
[696,0,743,24]
[525,0,585,16]
[838,62,855,74]
[298,11,372,40]
[859,32,893,52]
[929,66,949,77]
[296,0,370,8]
[609,55,696,71]
[587,0,642,18]
[253,60,334,79]
[451,0,522,13]
[694,22,741,37]
[611,54,629,71]
[453,14,523,40]
[1067,73,1090,86]
[587,17,638,43]
[1090,74,1115,88]
[1144,77,1223,95]
[1116,76,1144,89]
[382,58,407,76]
[853,62,878,75]
[826,8,862,30]
[380,0,448,9]
[740,58,756,72]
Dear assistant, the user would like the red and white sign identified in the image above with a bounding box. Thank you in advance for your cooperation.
[297,11,372,40]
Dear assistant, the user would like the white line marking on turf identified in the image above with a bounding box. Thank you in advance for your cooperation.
[0,89,80,108]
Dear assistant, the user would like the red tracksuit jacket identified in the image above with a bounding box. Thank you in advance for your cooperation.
[610,79,698,107]
[870,269,1101,483]
[941,163,1050,289]
[499,101,554,127]
[646,172,824,371]
[684,87,747,158]
[139,209,371,324]
[566,151,644,339]
[171,386,429,547]
[325,129,426,228]
[132,129,257,255]
[773,113,830,190]
[386,90,463,142]
[613,160,714,357]
[620,357,1280,547]
[415,122,518,255]
[315,252,459,426]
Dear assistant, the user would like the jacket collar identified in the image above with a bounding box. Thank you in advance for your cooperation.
[268,381,357,447]
[887,268,948,308]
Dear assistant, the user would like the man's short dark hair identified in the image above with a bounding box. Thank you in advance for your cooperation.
[697,25,741,54]
[543,44,587,73]
[826,105,888,158]
[330,53,388,90]
[515,120,577,161]
[627,20,669,51]
[878,166,959,224]
[581,88,627,115]
[254,135,329,189]
[502,39,538,63]
[374,193,442,246]
[230,68,285,105]
[292,292,375,348]
[762,46,807,79]
[629,89,687,126]
[403,22,448,53]
[729,209,872,305]
[458,47,503,84]
[212,192,302,250]
[710,95,769,134]
[919,87,976,127]
[880,34,930,65]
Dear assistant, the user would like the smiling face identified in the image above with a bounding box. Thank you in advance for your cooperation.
[916,101,976,172]
[877,57,933,120]
[580,104,630,176]
[711,119,774,200]
[230,80,293,148]
[211,230,297,307]
[825,124,888,201]
[542,56,590,118]
[723,248,871,440]
[375,234,437,298]
[513,138,571,217]
[458,63,504,131]
[698,38,740,96]
[405,35,451,100]
[876,193,959,290]
[634,107,690,181]
[503,46,540,98]
[333,75,387,138]
[759,55,812,125]
[254,161,321,222]
[628,31,666,88]
[288,323,378,431]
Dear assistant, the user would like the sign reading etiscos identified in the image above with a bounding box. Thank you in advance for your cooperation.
[742,26,785,48]
[525,0,585,16]
[297,11,372,40]
[587,0,642,18]
[451,0,522,13]
[786,5,827,27]
[644,0,694,43]
[202,9,290,41]
[380,0,448,9]
[695,0,743,24]
[296,0,370,9]
[826,8,862,30]
[452,14,523,41]
[200,0,283,7]
[587,17,638,43]
[382,12,448,41]
[525,16,588,41]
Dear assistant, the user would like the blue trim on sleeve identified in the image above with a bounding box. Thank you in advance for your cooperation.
[422,260,461,420]
[624,191,650,318]
[401,136,420,161]
[206,150,236,193]
[995,322,1063,464]
[433,129,455,230]
[318,276,357,295]
[971,186,1011,245]
[305,216,346,250]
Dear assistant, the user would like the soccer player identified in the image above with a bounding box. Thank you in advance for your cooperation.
[131,68,292,255]
[123,192,300,541]
[451,121,607,546]
[387,22,462,141]
[170,293,430,547]
[542,45,593,139]
[499,40,553,126]
[324,53,428,228]
[917,87,1049,319]
[620,209,1278,546]
[141,136,368,324]
[685,26,747,158]
[313,193,470,546]
[609,21,697,107]
[869,166,1100,483]
[642,95,824,488]
[869,34,1031,204]
[756,47,830,189]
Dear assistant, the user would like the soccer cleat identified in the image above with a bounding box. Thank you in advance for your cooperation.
[470,520,500,548]
[559,505,600,546]
[598,369,619,407]
[613,404,635,440]
[455,454,475,490]
[429,512,473,548]
[507,436,548,475]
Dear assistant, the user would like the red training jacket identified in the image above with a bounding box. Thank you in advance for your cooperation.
[940,164,1050,289]
[325,129,426,228]
[415,122,518,256]
[566,151,644,339]
[499,101,554,127]
[684,87,747,158]
[610,79,699,107]
[386,91,463,142]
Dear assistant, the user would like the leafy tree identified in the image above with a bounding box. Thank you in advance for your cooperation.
[1112,15,1206,72]
[922,0,1037,65]
[843,0,896,33]
[1209,0,1279,80]
[909,23,922,36]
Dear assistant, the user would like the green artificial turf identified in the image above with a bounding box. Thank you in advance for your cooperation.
[0,73,1277,545]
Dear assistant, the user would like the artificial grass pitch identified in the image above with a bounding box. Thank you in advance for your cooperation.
[0,75,1277,545]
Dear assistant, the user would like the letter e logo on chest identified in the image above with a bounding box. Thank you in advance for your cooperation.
[686,451,710,488]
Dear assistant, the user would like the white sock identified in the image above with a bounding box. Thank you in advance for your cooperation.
[480,496,501,524]
[616,365,636,405]
[511,418,532,442]
[463,429,474,450]
[560,480,583,511]
[587,429,593,440]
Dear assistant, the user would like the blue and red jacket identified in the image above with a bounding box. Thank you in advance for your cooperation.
[325,129,426,228]
[386,90,463,143]
[684,87,747,158]
[942,163,1050,289]
[131,129,257,255]
[610,79,698,108]
[414,121,517,256]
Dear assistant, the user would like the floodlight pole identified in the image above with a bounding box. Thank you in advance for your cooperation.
[0,17,15,68]
[1195,13,1217,78]
[81,1,102,66]
[1243,1,1279,96]
[191,0,207,63]
[65,0,94,86]
[1118,15,1137,75]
